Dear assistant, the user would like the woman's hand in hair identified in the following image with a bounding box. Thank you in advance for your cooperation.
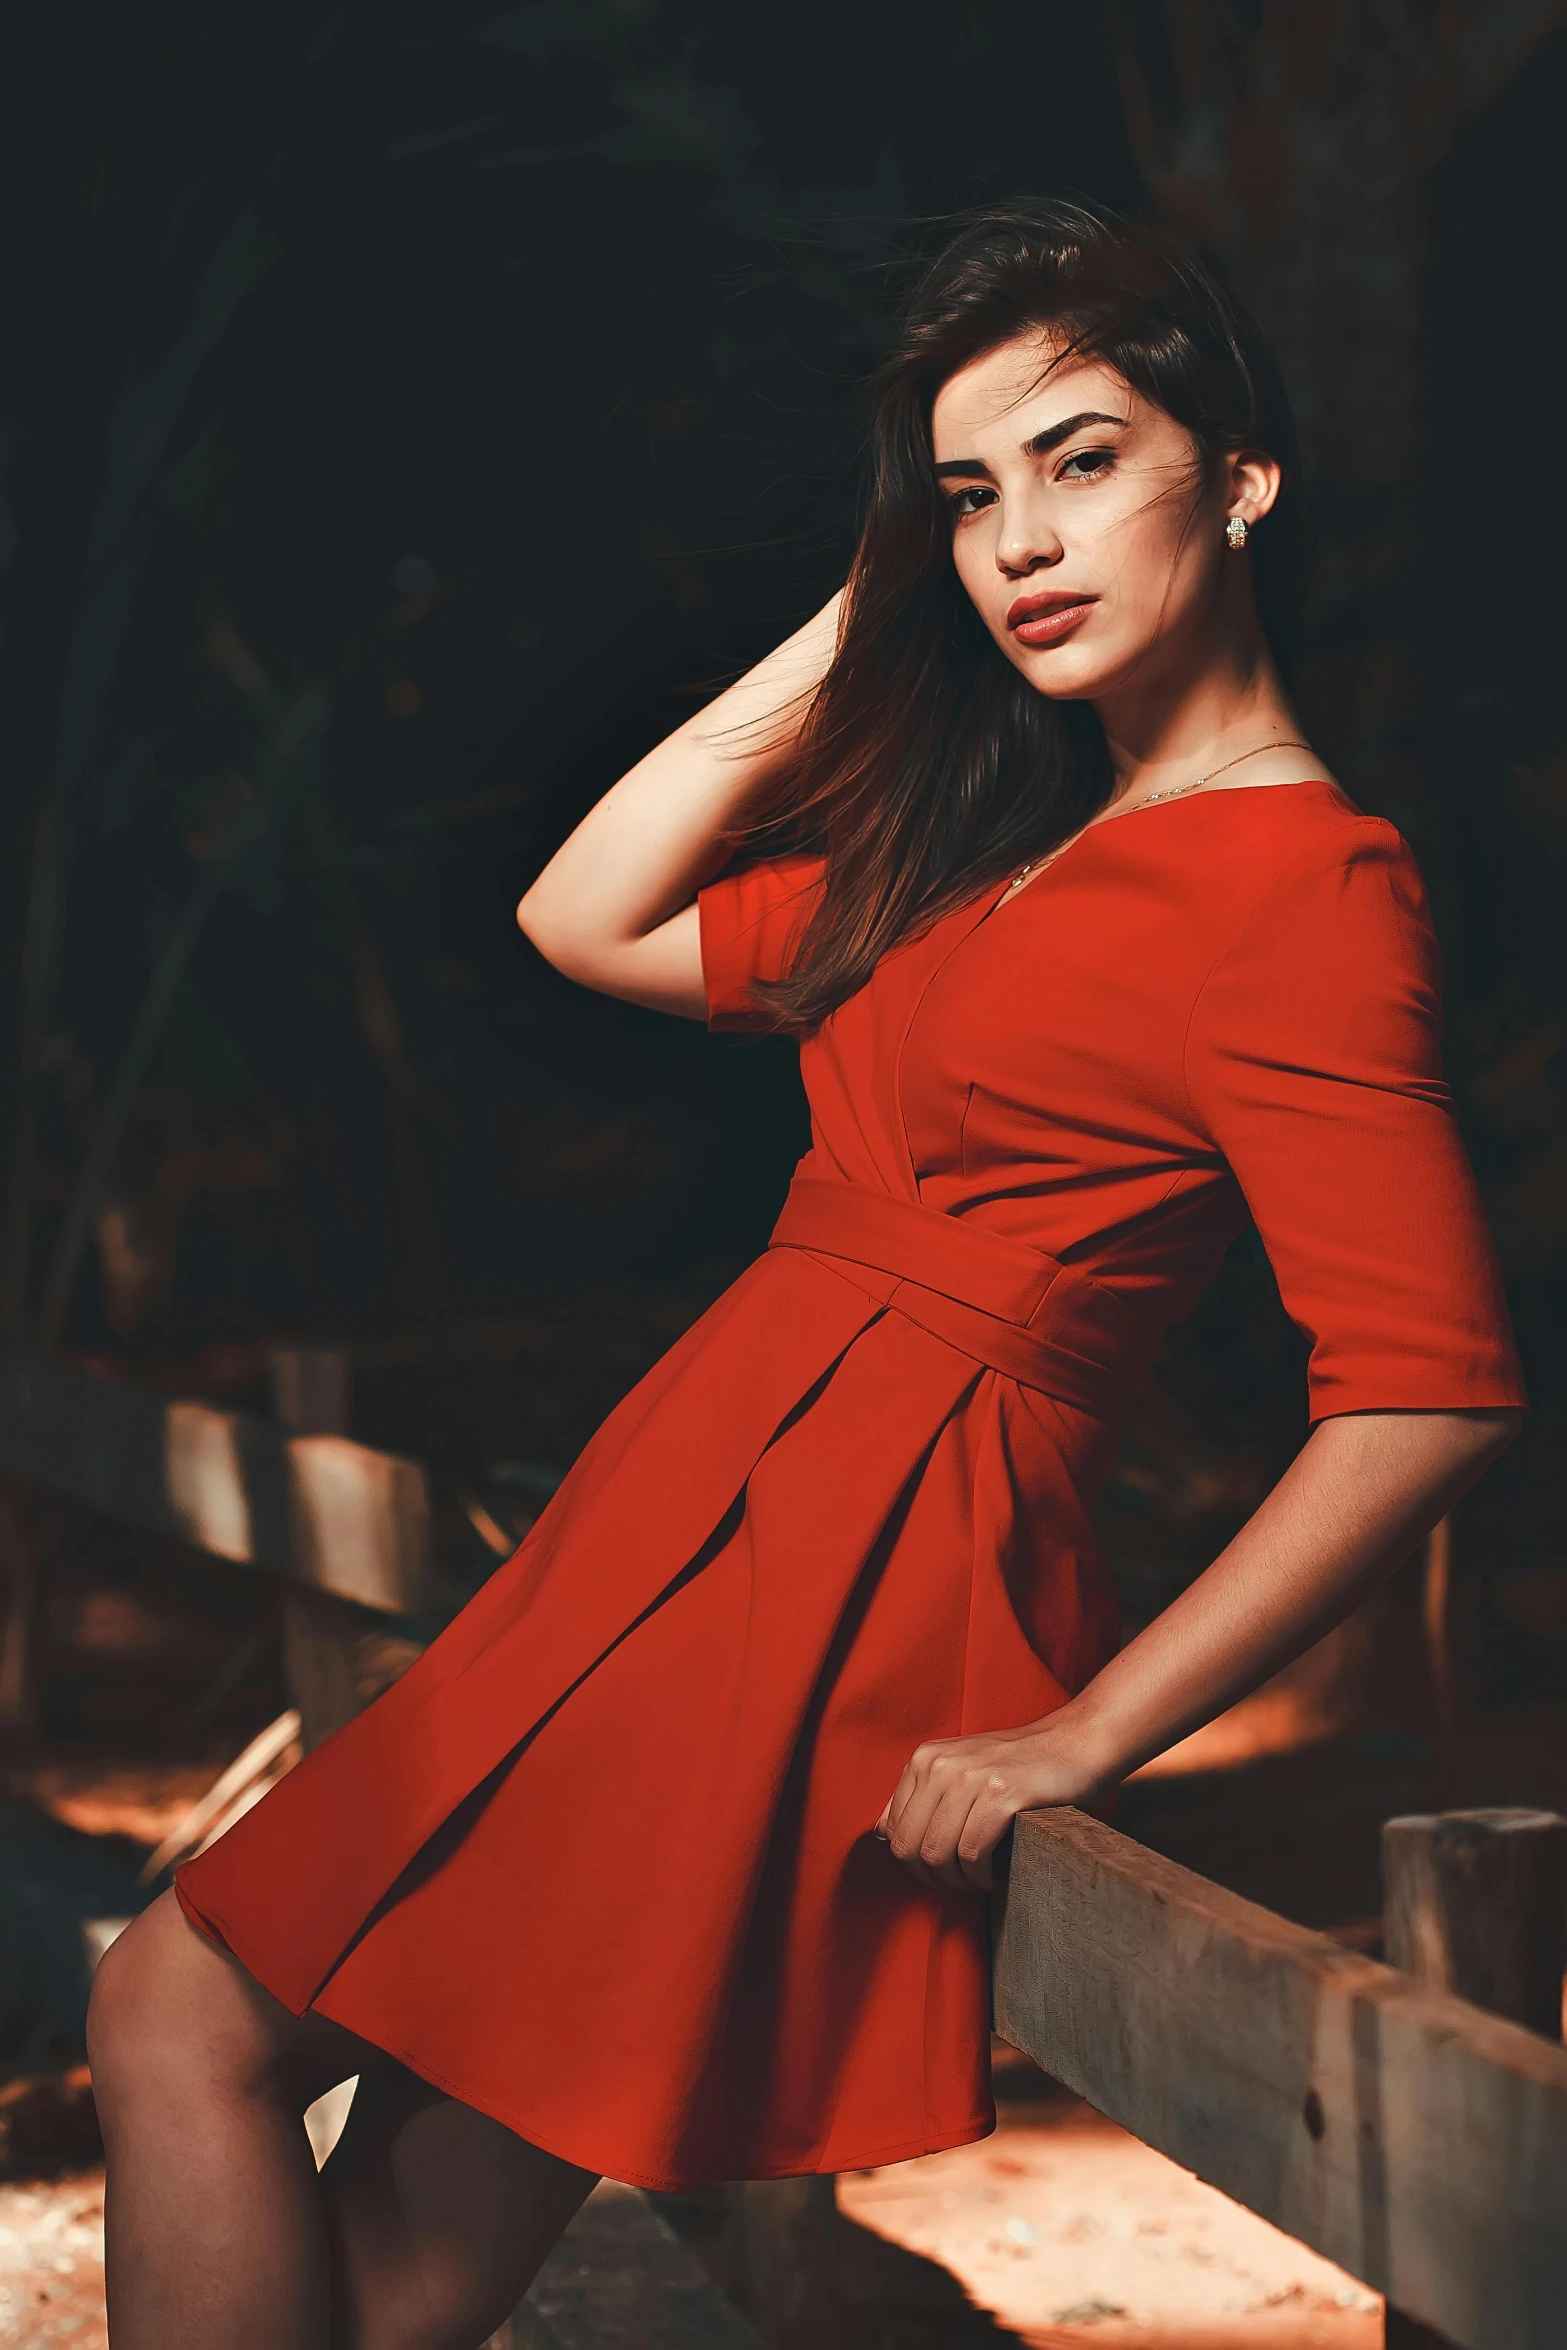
[515,592,842,1018]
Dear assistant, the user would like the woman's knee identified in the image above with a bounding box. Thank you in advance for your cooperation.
[89,1889,379,2131]
[88,1890,284,2112]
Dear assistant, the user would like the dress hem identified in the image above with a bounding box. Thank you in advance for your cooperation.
[311,1979,998,2189]
[177,1875,997,2189]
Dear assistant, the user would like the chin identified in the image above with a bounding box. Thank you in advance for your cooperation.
[1006,644,1116,702]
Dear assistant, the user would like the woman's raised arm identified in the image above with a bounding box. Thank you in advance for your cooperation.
[516,592,842,1019]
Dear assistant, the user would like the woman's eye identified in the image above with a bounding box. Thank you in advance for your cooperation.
[945,484,995,519]
[1059,448,1115,480]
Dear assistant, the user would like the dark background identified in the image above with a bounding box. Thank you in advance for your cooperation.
[3,0,1567,1704]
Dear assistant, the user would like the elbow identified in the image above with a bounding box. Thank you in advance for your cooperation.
[516,883,576,977]
[515,883,547,952]
[516,884,614,990]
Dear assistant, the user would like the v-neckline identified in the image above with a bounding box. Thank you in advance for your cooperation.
[986,777,1345,915]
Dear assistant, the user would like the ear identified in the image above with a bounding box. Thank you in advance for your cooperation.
[1224,445,1283,529]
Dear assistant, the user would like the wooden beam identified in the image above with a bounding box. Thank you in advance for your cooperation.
[993,1807,1567,2350]
[0,1350,430,1614]
[1384,1808,1567,2041]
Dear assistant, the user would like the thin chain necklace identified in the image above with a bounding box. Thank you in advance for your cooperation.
[1003,738,1314,896]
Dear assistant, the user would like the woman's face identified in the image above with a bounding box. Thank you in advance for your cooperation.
[929,333,1279,702]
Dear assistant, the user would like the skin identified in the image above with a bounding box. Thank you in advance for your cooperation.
[88,1889,596,2347]
[91,329,1518,2344]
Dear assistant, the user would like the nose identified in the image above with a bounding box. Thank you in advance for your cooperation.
[994,496,1063,578]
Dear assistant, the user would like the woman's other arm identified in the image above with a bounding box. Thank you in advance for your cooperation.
[516,594,841,1019]
[877,1403,1521,1891]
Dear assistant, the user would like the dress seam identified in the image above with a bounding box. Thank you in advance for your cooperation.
[891,893,1002,1197]
[1178,813,1406,1145]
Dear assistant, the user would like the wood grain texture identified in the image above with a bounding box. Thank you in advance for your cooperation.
[993,1807,1567,2350]
[1384,1808,1567,2040]
[0,1350,430,1612]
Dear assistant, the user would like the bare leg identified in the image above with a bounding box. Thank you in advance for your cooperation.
[88,1891,595,2349]
[320,2067,595,2348]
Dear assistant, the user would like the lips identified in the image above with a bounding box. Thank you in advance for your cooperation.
[1006,590,1098,646]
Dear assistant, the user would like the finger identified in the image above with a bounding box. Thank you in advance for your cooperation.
[916,1782,990,1891]
[926,1774,1024,1893]
[880,1772,915,1845]
[884,1745,942,1843]
[884,1752,944,1860]
[954,1796,1018,1892]
[886,1780,940,1867]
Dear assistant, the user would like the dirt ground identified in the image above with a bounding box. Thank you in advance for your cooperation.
[839,2069,1382,2348]
[0,2172,106,2348]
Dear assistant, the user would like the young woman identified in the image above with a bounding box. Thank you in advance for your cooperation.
[89,201,1525,2348]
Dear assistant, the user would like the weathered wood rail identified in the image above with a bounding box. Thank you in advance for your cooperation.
[994,1807,1567,2350]
[0,1348,430,1614]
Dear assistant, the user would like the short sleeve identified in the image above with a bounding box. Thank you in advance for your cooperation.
[697,853,826,1032]
[1184,823,1527,1422]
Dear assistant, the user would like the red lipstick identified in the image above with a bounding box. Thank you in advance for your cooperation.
[1006,589,1098,646]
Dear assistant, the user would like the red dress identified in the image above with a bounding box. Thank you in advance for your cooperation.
[177,781,1525,2189]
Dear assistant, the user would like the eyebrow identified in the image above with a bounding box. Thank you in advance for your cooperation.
[932,409,1128,480]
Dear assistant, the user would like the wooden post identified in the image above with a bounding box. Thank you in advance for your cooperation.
[723,2176,842,2348]
[267,1345,395,1751]
[501,2179,763,2345]
[1382,1808,1567,2349]
[1383,1809,1567,2042]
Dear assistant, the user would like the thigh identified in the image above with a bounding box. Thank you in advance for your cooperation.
[90,1889,399,2116]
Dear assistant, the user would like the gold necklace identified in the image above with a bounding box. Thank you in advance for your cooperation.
[1005,738,1314,895]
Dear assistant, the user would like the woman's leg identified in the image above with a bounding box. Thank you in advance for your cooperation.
[319,2066,596,2349]
[88,1890,595,2349]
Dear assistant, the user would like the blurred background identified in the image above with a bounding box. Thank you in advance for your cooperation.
[0,4,1564,2342]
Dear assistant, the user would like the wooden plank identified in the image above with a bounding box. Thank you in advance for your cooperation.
[992,1807,1567,2350]
[0,1351,430,1614]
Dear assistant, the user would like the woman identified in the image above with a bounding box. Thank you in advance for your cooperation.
[89,201,1525,2347]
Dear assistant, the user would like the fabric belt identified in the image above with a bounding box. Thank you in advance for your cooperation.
[768,1175,1159,1419]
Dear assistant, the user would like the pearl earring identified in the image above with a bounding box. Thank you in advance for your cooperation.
[1226,515,1249,550]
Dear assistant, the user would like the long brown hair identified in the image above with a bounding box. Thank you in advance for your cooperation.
[742,198,1311,1033]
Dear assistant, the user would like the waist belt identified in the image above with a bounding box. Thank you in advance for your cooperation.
[768,1176,1159,1419]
